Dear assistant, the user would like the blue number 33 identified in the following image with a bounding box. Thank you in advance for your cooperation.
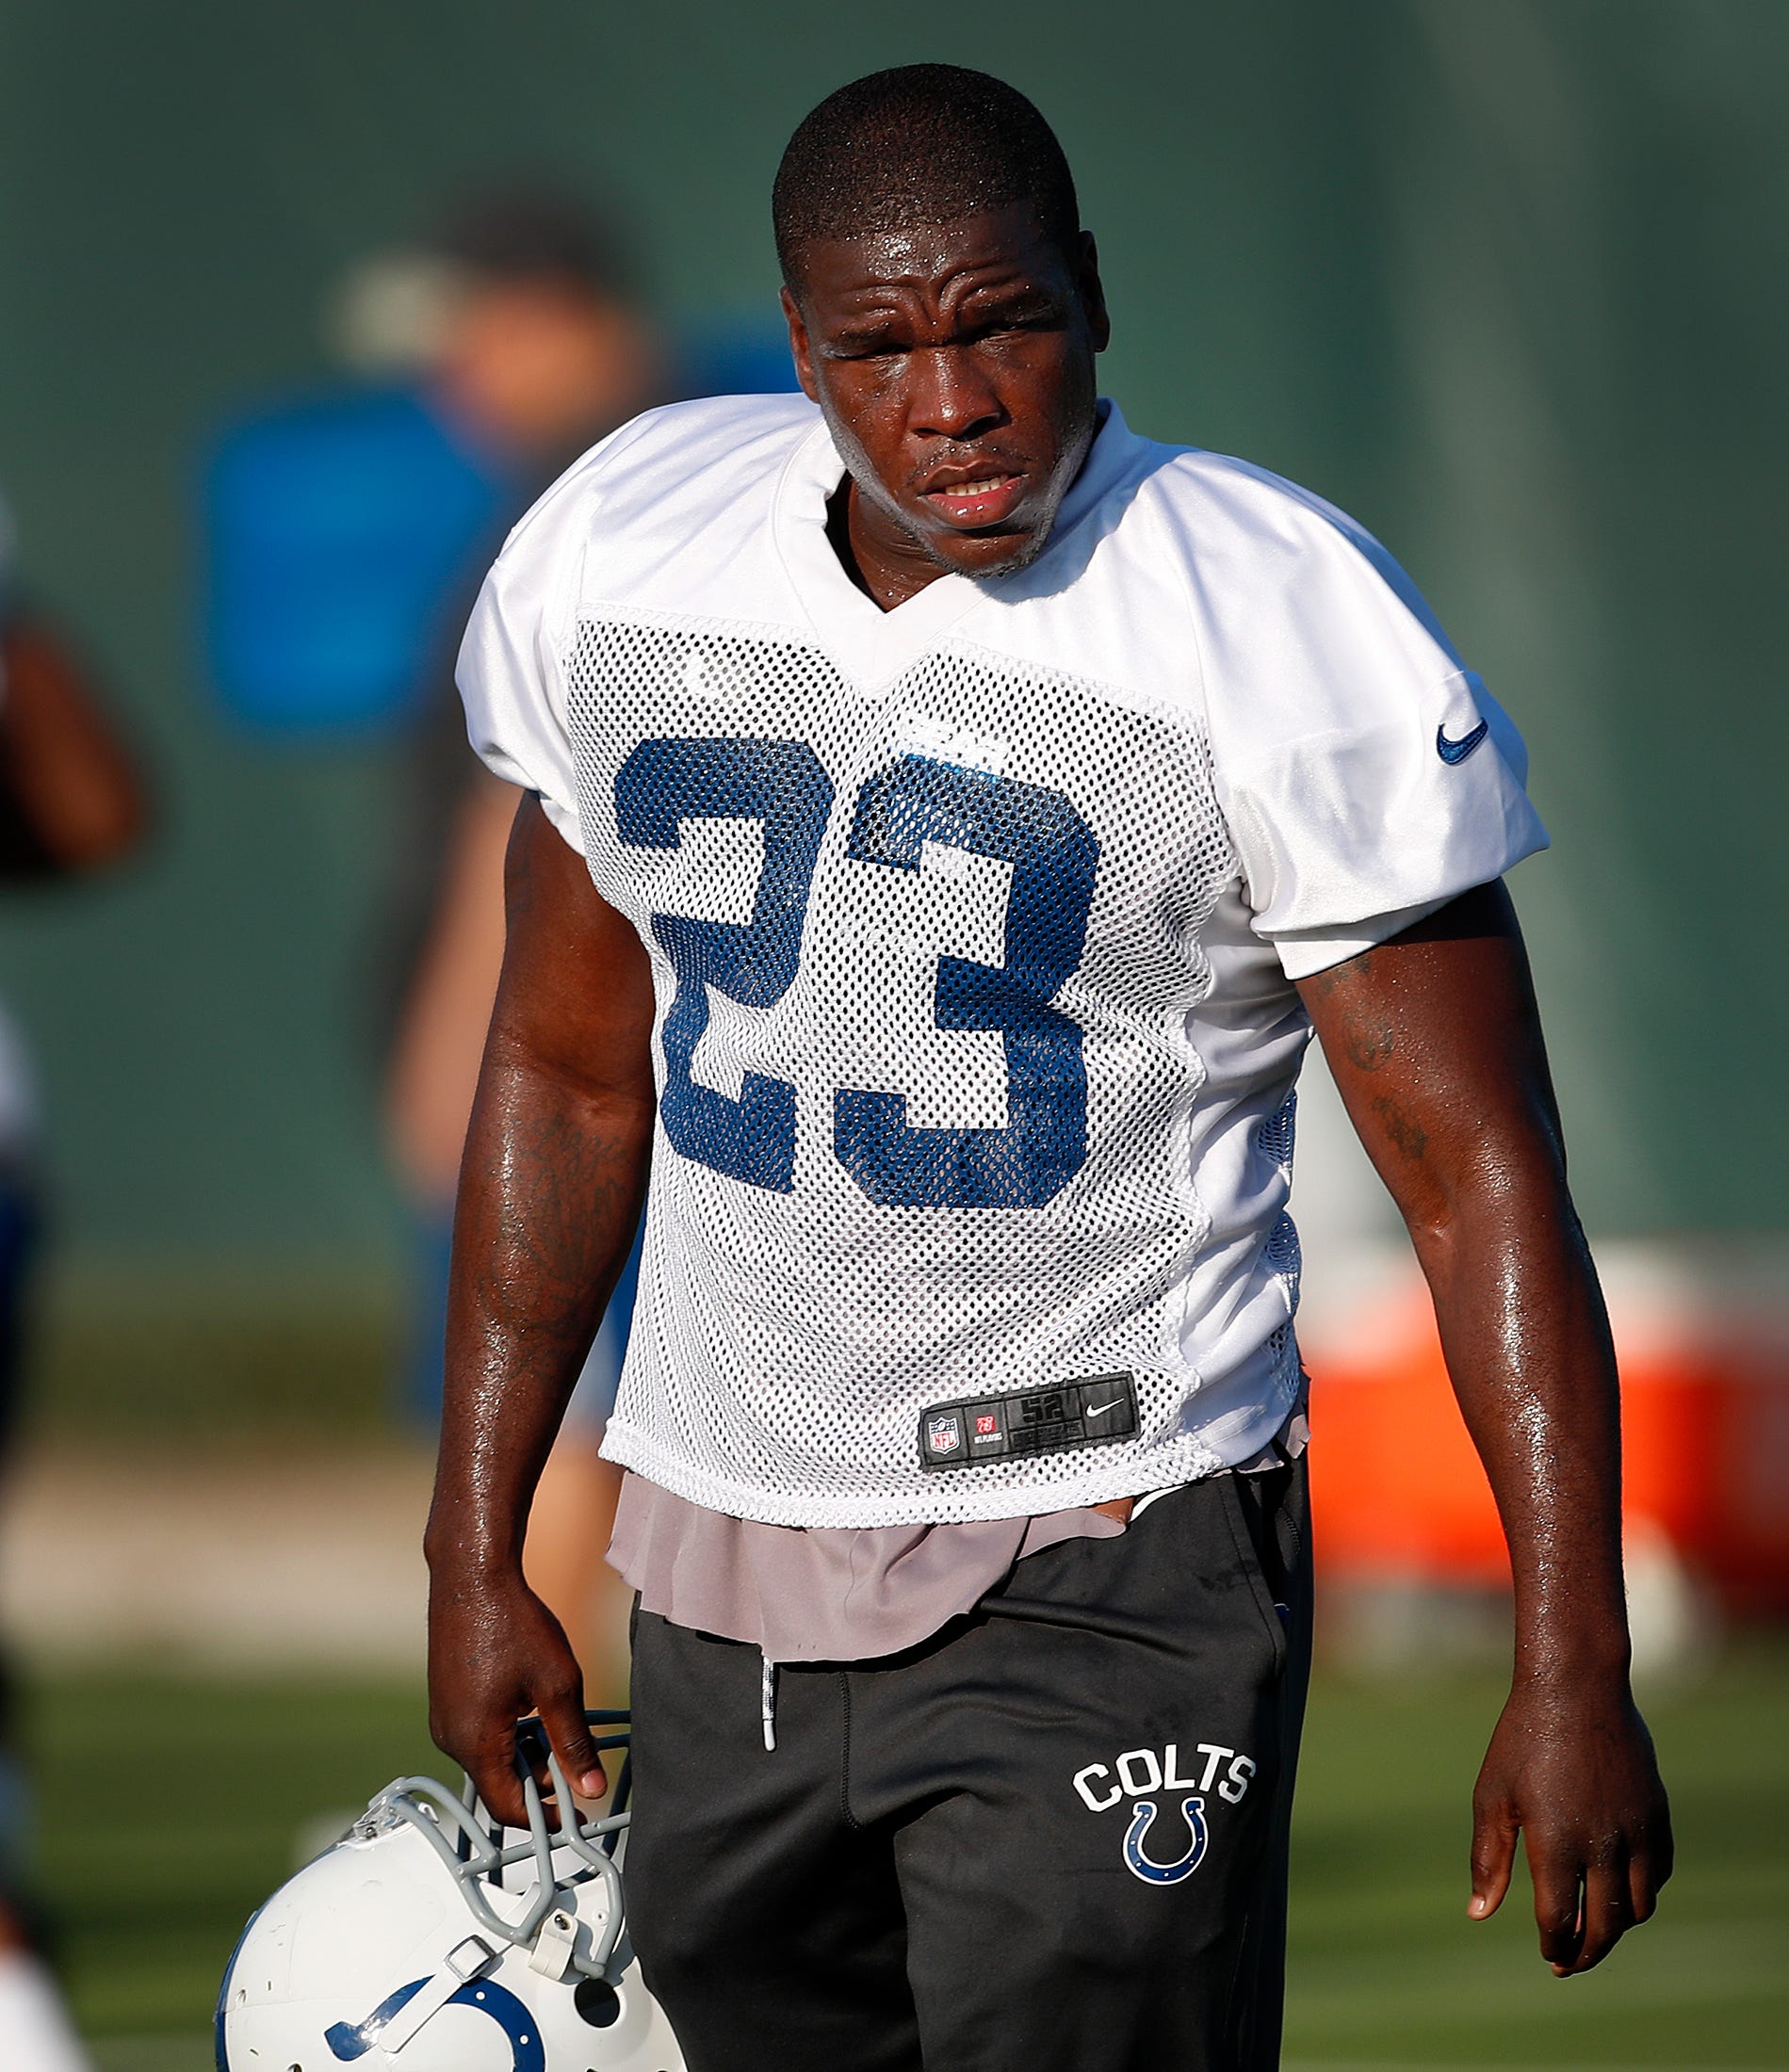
[613,738,1100,1209]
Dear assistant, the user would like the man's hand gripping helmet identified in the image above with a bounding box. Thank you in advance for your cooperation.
[216,1711,682,2072]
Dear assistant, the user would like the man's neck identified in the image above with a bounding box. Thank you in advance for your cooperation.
[824,480,952,613]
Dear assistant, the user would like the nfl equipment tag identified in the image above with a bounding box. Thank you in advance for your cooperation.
[918,1375,1137,1470]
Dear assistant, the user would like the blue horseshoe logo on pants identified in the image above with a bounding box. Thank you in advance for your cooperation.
[325,1977,544,2070]
[1123,1795,1208,1885]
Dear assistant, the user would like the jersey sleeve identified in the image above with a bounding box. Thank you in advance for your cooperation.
[1191,472,1548,980]
[454,450,612,853]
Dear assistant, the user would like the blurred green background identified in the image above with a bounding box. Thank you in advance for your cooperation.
[1,2,1786,2065]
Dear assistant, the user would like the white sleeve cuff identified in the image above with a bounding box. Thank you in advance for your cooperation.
[1268,893,1458,981]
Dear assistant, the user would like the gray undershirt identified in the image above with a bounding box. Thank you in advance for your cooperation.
[605,1410,1306,1666]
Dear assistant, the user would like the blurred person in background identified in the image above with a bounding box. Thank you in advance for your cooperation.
[375,187,666,1700]
[0,498,147,2071]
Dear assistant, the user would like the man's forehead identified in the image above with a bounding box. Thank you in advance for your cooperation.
[794,205,1063,304]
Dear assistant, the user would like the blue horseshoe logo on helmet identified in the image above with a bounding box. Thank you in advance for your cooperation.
[1123,1794,1208,1885]
[326,1977,545,2071]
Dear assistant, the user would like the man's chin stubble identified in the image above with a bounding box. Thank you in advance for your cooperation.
[860,477,1053,583]
[913,518,1050,582]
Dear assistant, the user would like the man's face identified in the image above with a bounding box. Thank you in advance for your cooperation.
[783,203,1110,600]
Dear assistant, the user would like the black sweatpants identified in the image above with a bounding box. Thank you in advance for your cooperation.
[626,1461,1311,2072]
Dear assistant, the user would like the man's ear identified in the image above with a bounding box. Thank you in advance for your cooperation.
[1076,232,1112,353]
[781,286,821,403]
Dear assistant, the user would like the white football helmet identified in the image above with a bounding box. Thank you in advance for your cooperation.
[216,1711,683,2072]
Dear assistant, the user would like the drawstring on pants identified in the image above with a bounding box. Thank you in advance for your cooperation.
[760,1653,778,1752]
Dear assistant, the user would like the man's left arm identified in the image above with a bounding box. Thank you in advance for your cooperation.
[1297,880,1672,1975]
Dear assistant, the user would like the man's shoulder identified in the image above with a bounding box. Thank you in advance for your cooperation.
[1098,436,1441,641]
[592,390,821,487]
[554,391,818,517]
[1122,440,1385,567]
[496,393,821,575]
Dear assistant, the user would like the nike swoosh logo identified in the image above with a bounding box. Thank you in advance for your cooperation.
[1436,719,1489,765]
[1085,1399,1122,1419]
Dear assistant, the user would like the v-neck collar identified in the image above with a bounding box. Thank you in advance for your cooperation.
[772,400,1141,689]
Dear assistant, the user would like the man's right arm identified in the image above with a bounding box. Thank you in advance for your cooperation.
[424,793,658,1825]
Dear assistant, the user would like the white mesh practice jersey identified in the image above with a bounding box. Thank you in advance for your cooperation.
[459,395,1547,1527]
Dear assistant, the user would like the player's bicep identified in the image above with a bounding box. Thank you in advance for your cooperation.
[486,792,656,1102]
[1294,881,1566,1235]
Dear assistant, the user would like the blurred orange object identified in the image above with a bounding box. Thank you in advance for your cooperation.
[1304,1250,1789,1617]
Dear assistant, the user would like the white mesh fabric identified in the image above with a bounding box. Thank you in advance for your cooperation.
[1258,1095,1303,1290]
[456,396,1548,1527]
[569,612,1303,1526]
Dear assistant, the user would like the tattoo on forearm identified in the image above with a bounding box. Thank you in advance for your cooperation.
[1371,1092,1428,1162]
[1311,959,1397,1073]
[1345,1023,1395,1073]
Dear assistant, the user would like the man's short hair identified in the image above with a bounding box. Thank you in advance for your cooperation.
[773,65,1081,288]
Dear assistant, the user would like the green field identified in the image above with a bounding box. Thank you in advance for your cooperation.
[35,1645,1789,2070]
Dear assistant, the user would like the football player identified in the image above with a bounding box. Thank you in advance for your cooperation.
[425,64,1672,2070]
